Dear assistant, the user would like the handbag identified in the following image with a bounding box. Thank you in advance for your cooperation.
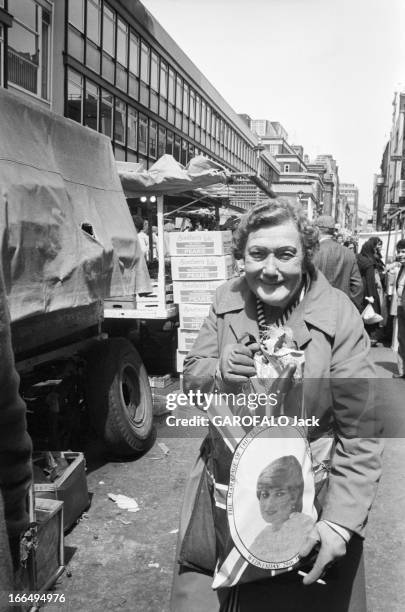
[361,298,383,325]
[178,439,217,576]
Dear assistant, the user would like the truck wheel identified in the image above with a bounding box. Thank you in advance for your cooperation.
[87,338,155,457]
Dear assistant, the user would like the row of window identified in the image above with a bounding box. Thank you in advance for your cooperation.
[67,0,257,173]
[67,69,251,169]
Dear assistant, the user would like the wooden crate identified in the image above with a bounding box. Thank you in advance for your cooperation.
[34,452,89,531]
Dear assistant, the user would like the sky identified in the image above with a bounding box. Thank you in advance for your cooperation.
[141,0,405,211]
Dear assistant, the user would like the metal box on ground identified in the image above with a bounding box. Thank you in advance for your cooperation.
[34,452,89,531]
[20,497,64,594]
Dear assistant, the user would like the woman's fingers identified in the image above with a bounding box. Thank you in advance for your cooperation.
[221,343,258,380]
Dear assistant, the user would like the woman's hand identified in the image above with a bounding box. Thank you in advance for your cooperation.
[298,521,347,585]
[219,342,260,382]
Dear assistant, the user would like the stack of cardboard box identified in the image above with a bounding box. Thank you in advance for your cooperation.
[170,231,234,373]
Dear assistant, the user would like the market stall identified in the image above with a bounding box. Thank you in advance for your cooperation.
[104,154,232,320]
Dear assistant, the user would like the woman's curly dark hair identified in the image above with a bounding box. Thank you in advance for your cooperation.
[232,199,319,278]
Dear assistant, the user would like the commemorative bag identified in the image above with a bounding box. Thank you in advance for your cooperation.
[206,325,328,589]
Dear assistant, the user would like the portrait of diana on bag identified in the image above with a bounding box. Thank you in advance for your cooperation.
[170,199,383,612]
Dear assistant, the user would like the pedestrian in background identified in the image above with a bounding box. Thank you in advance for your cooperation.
[133,215,150,260]
[313,215,363,311]
[0,264,32,606]
[387,238,405,377]
[357,237,386,347]
[343,239,357,254]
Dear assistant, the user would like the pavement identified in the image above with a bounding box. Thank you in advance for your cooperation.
[45,346,405,612]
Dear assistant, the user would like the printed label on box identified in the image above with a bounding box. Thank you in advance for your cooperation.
[171,255,234,281]
[178,329,199,351]
[179,303,211,330]
[170,231,232,256]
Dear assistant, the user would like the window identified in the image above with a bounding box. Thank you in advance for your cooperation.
[8,0,52,99]
[69,0,84,31]
[84,80,99,131]
[127,106,138,150]
[166,130,174,155]
[150,52,158,113]
[129,30,139,75]
[140,42,149,84]
[138,113,148,155]
[206,106,211,135]
[116,18,128,67]
[201,100,206,130]
[175,75,182,110]
[159,60,167,119]
[284,164,290,173]
[87,0,100,44]
[183,82,189,117]
[158,125,166,158]
[167,68,175,123]
[100,88,113,138]
[114,99,126,145]
[103,5,115,57]
[86,41,100,72]
[181,139,188,165]
[149,120,157,158]
[189,90,195,122]
[168,68,175,103]
[67,69,83,123]
[140,42,149,106]
[195,94,200,125]
[173,134,181,161]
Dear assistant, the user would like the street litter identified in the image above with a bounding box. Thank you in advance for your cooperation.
[99,481,105,485]
[119,519,131,525]
[169,529,179,534]
[157,442,170,455]
[108,493,140,512]
[148,562,160,568]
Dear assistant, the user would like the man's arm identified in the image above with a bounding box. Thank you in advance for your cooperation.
[349,255,363,311]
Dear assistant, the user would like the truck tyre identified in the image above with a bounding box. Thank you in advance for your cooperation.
[87,338,155,457]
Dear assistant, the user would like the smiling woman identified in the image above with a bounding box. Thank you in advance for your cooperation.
[171,199,383,612]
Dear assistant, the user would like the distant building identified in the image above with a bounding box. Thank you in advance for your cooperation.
[314,155,340,221]
[374,92,405,231]
[340,183,359,231]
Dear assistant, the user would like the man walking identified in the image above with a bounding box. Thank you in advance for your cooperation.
[313,215,363,310]
[388,239,405,378]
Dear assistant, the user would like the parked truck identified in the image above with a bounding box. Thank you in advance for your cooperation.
[0,88,156,458]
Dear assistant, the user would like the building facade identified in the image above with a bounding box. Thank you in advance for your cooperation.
[374,92,405,231]
[0,0,278,201]
[339,183,359,232]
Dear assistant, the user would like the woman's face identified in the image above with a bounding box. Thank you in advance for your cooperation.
[397,247,405,264]
[243,221,304,309]
[258,486,294,529]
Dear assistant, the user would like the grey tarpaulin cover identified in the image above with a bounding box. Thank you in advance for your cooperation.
[116,154,230,198]
[0,88,151,323]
